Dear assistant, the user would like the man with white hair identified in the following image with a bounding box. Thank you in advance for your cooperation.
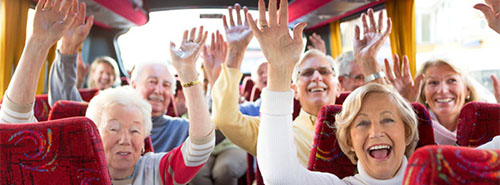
[337,51,365,92]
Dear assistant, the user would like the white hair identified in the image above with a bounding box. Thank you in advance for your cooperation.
[336,51,355,77]
[86,86,153,137]
[251,60,268,82]
[130,61,176,94]
[292,49,337,84]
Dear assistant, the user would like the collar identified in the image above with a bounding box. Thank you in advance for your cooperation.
[295,109,317,127]
[356,156,407,185]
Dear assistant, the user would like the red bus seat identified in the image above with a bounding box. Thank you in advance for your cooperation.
[335,92,350,105]
[457,102,500,147]
[78,88,99,102]
[240,76,254,101]
[250,86,261,102]
[404,145,500,184]
[0,117,111,184]
[307,103,435,178]
[0,94,51,122]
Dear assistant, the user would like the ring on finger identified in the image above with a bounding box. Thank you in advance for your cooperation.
[188,40,194,42]
[261,25,269,29]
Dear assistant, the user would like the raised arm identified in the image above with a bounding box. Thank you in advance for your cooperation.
[202,31,227,88]
[353,9,391,84]
[48,1,93,106]
[252,0,342,184]
[211,3,262,155]
[384,54,424,102]
[1,0,77,123]
[474,0,500,34]
[307,33,326,54]
[170,26,214,140]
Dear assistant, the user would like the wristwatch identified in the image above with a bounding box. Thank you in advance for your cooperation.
[364,71,386,83]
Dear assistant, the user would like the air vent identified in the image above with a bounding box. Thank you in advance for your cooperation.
[200,14,223,19]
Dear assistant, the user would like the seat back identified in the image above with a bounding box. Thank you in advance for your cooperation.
[457,102,500,147]
[0,117,111,184]
[48,100,89,120]
[334,92,350,105]
[250,86,261,102]
[240,76,254,101]
[78,88,99,102]
[307,103,436,178]
[404,145,500,185]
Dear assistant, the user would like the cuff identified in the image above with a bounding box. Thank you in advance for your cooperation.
[260,88,294,116]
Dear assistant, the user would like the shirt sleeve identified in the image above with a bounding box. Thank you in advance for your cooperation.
[211,63,261,156]
[477,136,500,149]
[0,93,37,123]
[48,50,82,107]
[159,129,215,185]
[257,88,345,185]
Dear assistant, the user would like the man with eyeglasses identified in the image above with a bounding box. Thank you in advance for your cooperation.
[337,51,365,92]
[212,47,340,167]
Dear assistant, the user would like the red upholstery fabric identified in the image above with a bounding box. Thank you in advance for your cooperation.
[240,76,254,101]
[0,94,51,122]
[404,145,500,185]
[47,100,154,155]
[307,103,436,178]
[334,92,350,105]
[292,99,301,120]
[0,117,111,184]
[78,88,99,102]
[246,154,265,185]
[457,102,500,147]
[250,86,261,102]
[166,95,179,117]
[48,100,89,120]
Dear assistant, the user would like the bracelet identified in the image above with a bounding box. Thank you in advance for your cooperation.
[364,71,386,83]
[181,80,200,88]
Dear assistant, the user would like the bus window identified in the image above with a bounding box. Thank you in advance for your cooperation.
[117,9,265,76]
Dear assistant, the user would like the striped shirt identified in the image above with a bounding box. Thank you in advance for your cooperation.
[0,94,37,123]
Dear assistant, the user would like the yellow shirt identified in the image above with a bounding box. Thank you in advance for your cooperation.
[211,64,316,167]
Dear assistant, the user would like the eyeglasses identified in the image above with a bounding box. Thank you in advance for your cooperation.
[342,74,365,81]
[298,67,335,77]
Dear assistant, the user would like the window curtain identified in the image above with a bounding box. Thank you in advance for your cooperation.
[386,0,416,76]
[329,20,342,59]
[0,0,30,97]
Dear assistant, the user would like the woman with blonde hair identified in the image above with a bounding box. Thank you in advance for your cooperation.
[85,56,121,90]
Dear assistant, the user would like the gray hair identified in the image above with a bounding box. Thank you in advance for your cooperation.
[251,60,268,82]
[292,49,337,84]
[86,86,153,137]
[336,51,356,77]
[131,61,176,94]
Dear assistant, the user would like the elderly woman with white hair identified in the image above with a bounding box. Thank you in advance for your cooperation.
[85,26,215,184]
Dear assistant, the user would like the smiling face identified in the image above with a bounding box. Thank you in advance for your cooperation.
[423,64,469,122]
[294,55,339,115]
[349,92,406,180]
[100,103,145,178]
[132,64,174,117]
[339,61,365,92]
[92,62,116,90]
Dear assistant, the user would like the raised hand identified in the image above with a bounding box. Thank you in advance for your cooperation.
[223,3,254,69]
[202,31,227,87]
[170,26,208,82]
[307,33,326,54]
[491,75,500,103]
[247,0,306,91]
[474,0,500,34]
[384,54,424,102]
[353,9,391,75]
[60,2,94,55]
[32,0,78,46]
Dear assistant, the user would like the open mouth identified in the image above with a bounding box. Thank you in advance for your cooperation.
[116,151,131,157]
[367,144,392,160]
[435,98,453,103]
[148,95,164,102]
[309,87,326,92]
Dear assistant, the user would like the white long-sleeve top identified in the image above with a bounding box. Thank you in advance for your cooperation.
[256,88,407,185]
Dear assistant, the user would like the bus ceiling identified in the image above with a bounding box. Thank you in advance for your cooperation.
[29,0,386,30]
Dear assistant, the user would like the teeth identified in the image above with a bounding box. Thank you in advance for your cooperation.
[309,88,325,92]
[118,152,129,156]
[369,145,391,151]
[436,98,452,103]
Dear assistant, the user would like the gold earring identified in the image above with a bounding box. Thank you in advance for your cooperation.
[141,148,145,154]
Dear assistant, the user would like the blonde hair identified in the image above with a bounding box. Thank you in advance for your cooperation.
[292,49,337,84]
[86,86,152,137]
[335,83,419,164]
[87,56,121,89]
[415,59,490,106]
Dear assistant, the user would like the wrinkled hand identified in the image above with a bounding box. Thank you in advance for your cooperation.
[247,0,306,70]
[32,0,77,46]
[170,26,208,82]
[491,75,500,103]
[384,54,424,102]
[307,33,326,54]
[475,0,500,34]
[353,9,391,75]
[60,2,94,55]
[202,31,227,87]
[224,4,253,51]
